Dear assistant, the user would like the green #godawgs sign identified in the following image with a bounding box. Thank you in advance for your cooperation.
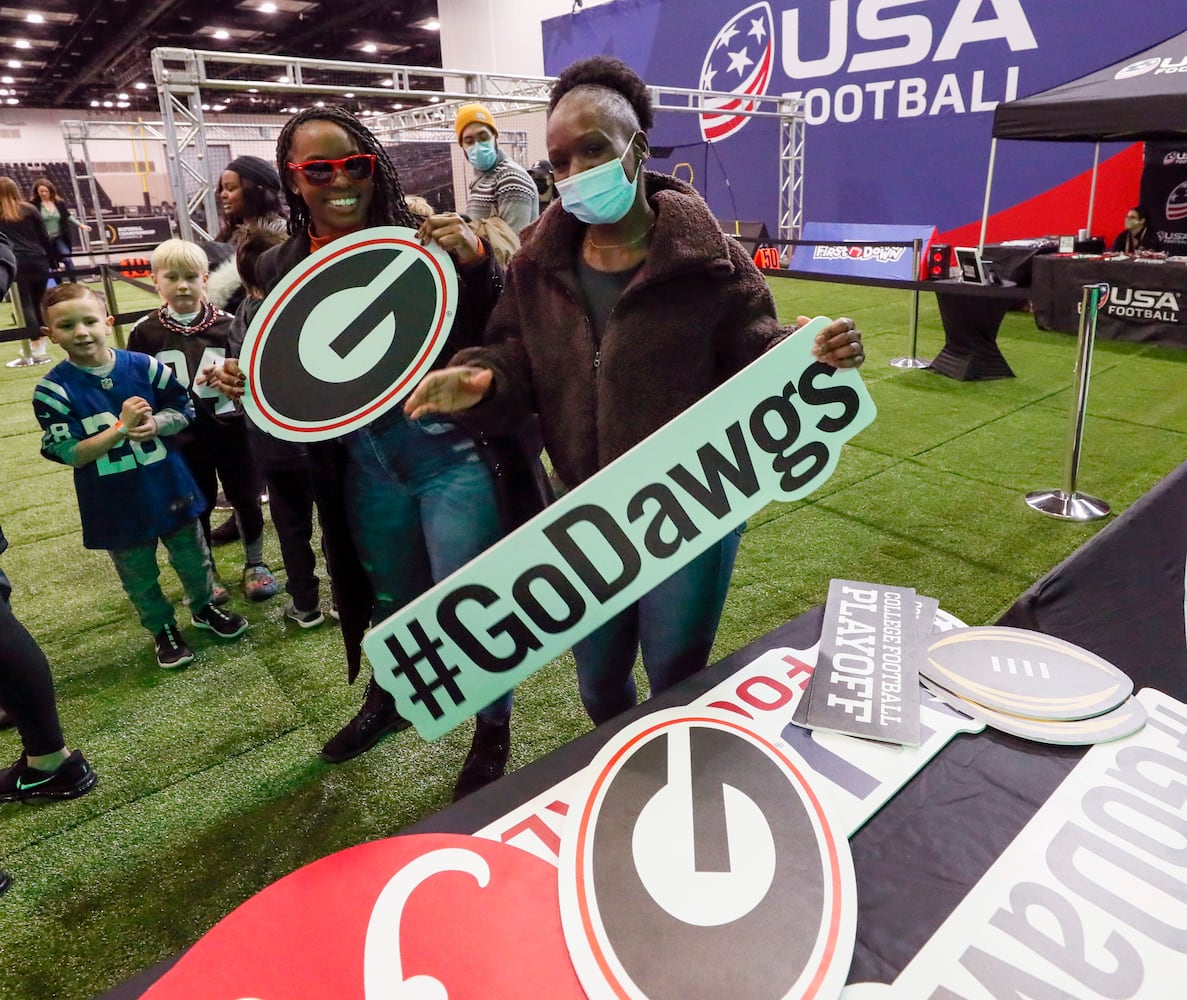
[364,318,877,739]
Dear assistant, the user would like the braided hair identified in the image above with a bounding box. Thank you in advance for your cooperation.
[275,105,419,236]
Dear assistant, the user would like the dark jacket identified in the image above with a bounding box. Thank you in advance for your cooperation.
[1112,225,1161,254]
[454,171,792,489]
[0,205,57,273]
[255,229,547,679]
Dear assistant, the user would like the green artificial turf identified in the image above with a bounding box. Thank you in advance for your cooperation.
[3,277,1187,999]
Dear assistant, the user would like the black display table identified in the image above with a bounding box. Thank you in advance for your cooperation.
[776,268,1026,381]
[1031,255,1187,348]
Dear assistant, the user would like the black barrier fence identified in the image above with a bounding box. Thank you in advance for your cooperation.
[0,261,157,350]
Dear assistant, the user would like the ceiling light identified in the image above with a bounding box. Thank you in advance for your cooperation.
[1,76,14,85]
[6,98,17,105]
[362,43,377,54]
[423,19,441,31]
[14,40,30,50]
[276,74,289,83]
[343,92,354,98]
[201,103,210,110]
[134,81,147,90]
[8,61,20,69]
[380,79,393,87]
[117,92,129,100]
[391,102,403,110]
[248,87,258,93]
[260,2,278,12]
[314,100,324,108]
[26,13,44,24]
[116,101,129,108]
[213,29,230,41]
[429,96,440,103]
[90,100,100,107]
[102,100,113,107]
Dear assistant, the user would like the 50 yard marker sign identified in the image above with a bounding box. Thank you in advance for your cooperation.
[241,226,457,441]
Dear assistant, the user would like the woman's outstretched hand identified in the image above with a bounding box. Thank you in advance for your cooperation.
[404,366,493,420]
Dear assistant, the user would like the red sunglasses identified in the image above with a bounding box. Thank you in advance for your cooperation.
[286,153,377,186]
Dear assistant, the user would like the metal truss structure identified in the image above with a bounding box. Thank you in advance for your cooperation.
[151,48,805,242]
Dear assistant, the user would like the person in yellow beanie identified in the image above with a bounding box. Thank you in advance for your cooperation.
[455,102,539,236]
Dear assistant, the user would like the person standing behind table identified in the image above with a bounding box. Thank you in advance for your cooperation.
[30,178,90,283]
[0,176,57,365]
[455,102,539,236]
[1112,204,1162,255]
[203,106,551,800]
[32,283,249,669]
[405,55,865,727]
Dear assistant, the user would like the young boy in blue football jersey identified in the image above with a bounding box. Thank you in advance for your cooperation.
[32,284,248,668]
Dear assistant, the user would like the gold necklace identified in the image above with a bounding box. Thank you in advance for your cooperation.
[585,221,655,250]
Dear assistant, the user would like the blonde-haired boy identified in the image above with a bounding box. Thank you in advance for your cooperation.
[128,238,278,603]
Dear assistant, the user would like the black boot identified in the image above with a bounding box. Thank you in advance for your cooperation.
[320,676,410,763]
[451,717,511,802]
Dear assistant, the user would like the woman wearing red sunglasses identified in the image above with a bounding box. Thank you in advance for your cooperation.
[208,106,549,801]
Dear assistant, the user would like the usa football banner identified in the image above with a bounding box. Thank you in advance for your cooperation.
[363,319,876,740]
[1140,141,1187,253]
[543,1,1187,240]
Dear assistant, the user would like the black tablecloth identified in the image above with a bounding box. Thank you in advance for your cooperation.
[1031,255,1187,347]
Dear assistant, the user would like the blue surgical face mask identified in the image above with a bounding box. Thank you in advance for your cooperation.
[466,139,498,172]
[555,134,642,226]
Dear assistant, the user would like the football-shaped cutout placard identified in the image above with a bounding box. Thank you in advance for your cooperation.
[923,626,1132,721]
[241,226,457,441]
[559,709,856,999]
[920,677,1148,746]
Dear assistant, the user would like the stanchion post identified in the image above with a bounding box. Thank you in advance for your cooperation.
[889,237,931,369]
[1025,282,1110,521]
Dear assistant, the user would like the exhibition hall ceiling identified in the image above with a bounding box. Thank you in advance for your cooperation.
[0,1,444,112]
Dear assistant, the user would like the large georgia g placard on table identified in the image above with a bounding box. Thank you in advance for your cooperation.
[363,318,877,740]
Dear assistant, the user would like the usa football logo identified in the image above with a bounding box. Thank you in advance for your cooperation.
[698,2,775,143]
[1167,179,1187,222]
[1115,57,1162,80]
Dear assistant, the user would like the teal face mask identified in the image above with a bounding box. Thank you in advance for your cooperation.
[466,140,498,172]
[555,135,641,226]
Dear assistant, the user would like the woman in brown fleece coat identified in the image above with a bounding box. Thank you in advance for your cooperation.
[407,56,865,725]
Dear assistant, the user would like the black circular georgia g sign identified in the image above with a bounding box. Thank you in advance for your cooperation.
[242,226,457,442]
[559,710,856,1000]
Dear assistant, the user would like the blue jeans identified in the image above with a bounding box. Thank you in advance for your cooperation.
[54,237,76,281]
[344,410,510,724]
[573,524,744,725]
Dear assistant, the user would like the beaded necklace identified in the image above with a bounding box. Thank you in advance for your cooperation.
[156,301,220,336]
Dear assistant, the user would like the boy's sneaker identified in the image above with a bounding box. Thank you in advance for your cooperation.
[243,564,279,602]
[284,601,325,629]
[154,623,194,669]
[192,603,248,640]
[0,750,98,802]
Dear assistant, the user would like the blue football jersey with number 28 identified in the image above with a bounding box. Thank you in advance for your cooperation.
[32,350,205,550]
